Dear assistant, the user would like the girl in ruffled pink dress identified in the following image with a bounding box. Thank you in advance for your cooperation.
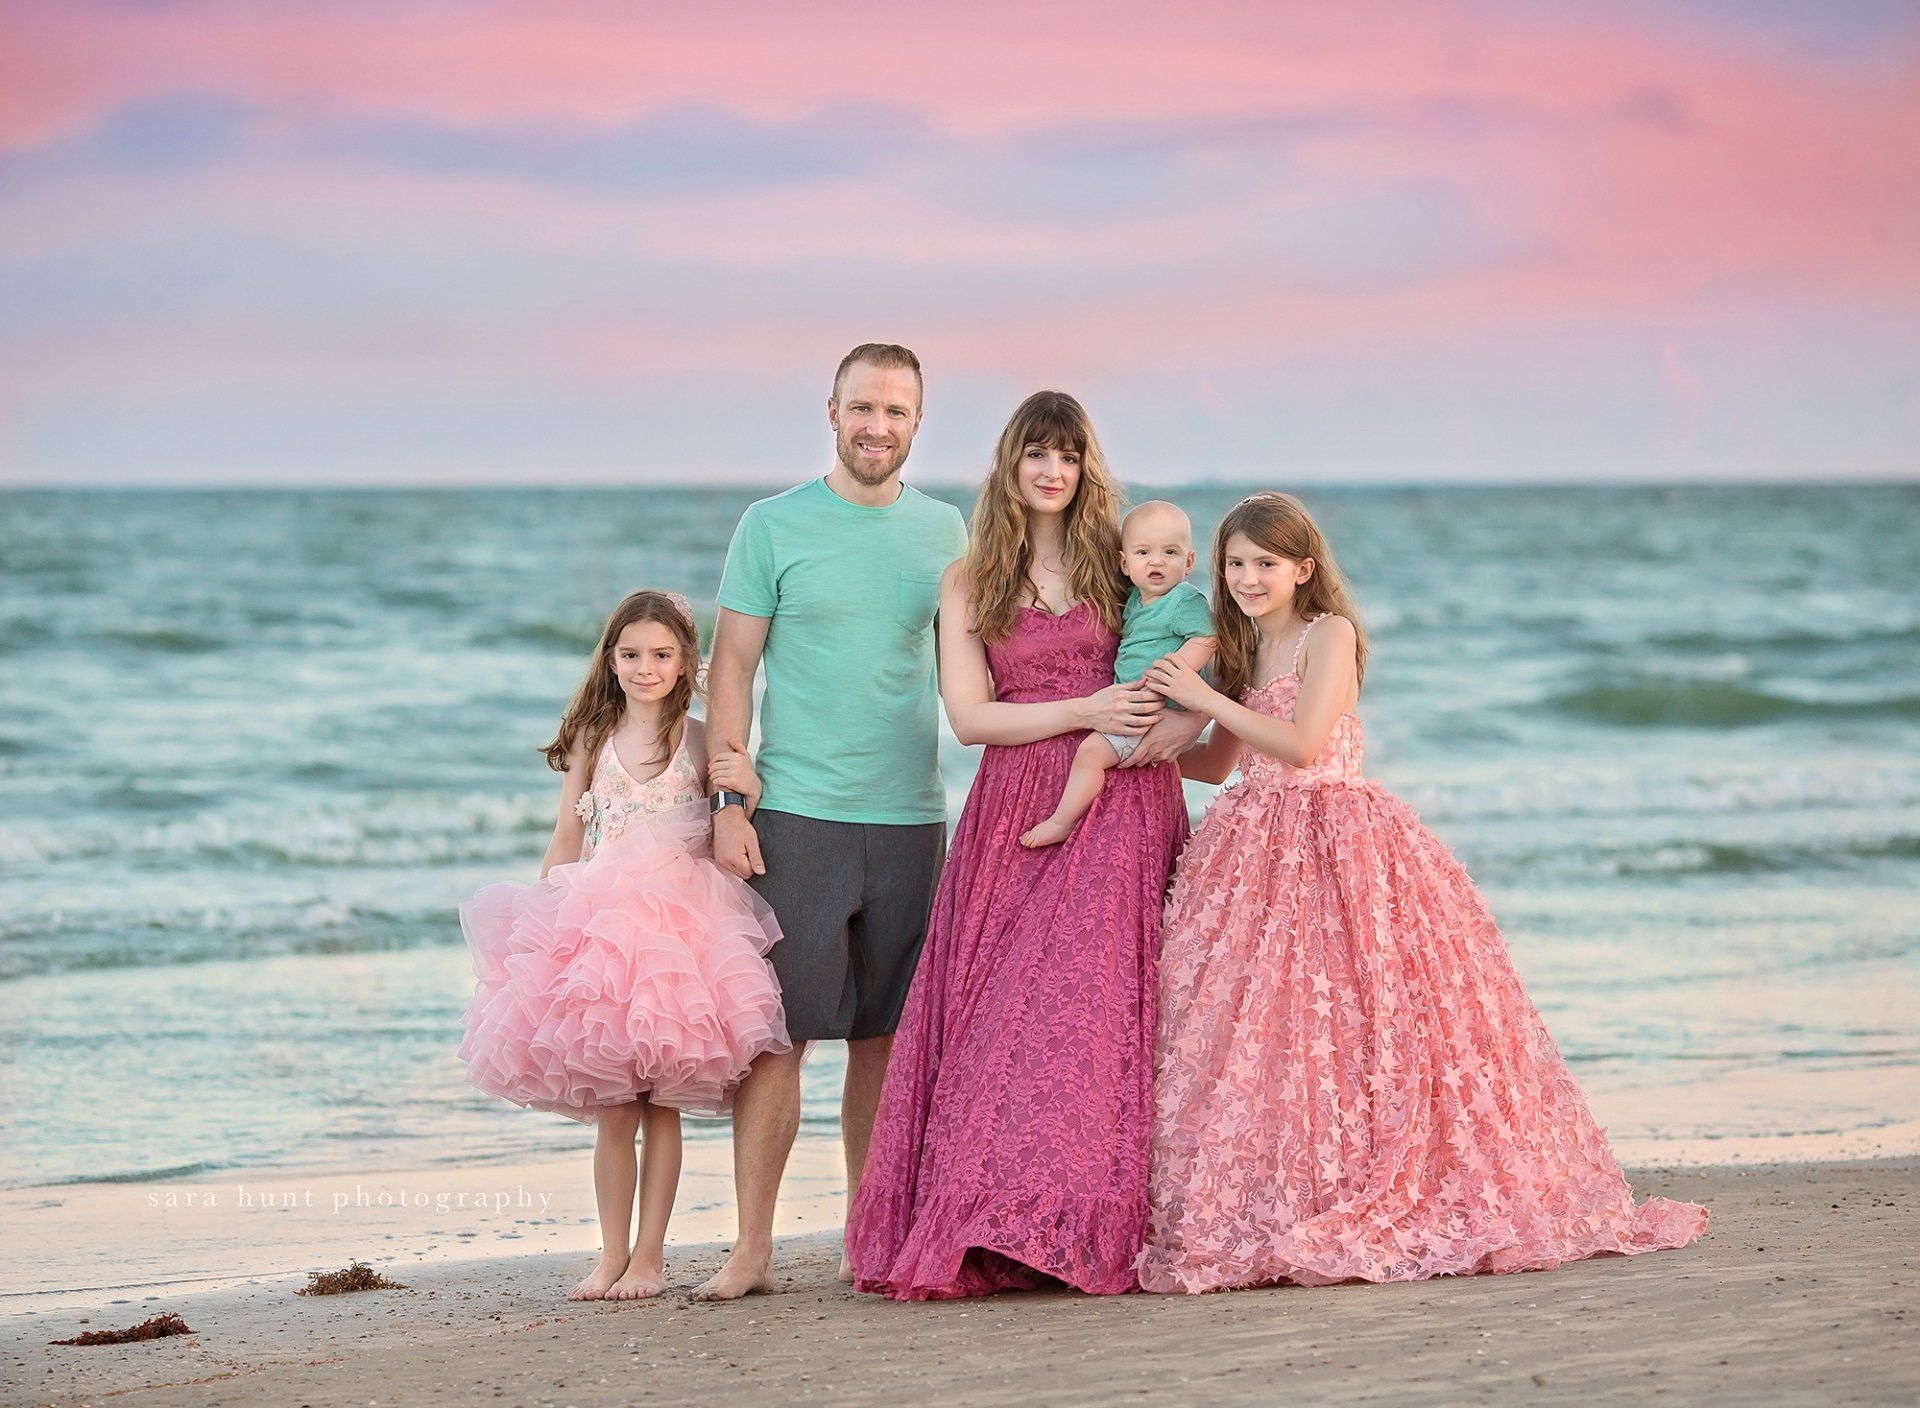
[1134,493,1706,1294]
[459,590,789,1301]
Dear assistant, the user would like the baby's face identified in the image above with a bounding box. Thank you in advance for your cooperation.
[1120,510,1196,595]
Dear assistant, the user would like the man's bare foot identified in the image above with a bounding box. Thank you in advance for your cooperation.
[567,1251,629,1300]
[692,1248,775,1301]
[605,1257,666,1301]
[1019,818,1071,848]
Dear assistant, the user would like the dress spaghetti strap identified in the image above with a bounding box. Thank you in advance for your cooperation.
[1289,613,1329,675]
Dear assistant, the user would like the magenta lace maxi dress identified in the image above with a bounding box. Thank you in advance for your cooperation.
[846,602,1190,1300]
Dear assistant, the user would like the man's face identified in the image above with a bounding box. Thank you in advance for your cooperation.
[829,362,923,485]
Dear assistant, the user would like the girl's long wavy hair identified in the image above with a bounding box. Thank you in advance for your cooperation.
[1210,492,1368,700]
[964,391,1127,644]
[542,590,701,784]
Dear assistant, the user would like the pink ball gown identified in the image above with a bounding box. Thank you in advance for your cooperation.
[459,723,789,1120]
[1137,617,1707,1293]
[847,602,1190,1300]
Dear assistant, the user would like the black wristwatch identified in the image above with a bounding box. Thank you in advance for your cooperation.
[710,790,748,814]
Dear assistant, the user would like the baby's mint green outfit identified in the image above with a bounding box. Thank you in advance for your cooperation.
[1114,581,1215,704]
[716,477,968,825]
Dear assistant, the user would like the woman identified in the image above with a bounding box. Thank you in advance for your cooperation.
[844,391,1203,1300]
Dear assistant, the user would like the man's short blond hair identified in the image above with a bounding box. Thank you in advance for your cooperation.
[833,343,923,403]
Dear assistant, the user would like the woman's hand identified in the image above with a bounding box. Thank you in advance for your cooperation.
[1077,683,1164,736]
[708,740,762,810]
[1143,653,1218,712]
[1119,707,1209,768]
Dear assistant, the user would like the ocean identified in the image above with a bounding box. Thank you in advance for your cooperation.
[2,483,1916,1191]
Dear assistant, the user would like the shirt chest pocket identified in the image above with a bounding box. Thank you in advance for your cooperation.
[894,569,944,633]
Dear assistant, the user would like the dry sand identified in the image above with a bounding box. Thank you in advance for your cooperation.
[4,1159,1915,1407]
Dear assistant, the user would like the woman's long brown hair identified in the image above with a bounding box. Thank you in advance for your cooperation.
[542,590,701,784]
[1210,493,1368,700]
[963,391,1127,644]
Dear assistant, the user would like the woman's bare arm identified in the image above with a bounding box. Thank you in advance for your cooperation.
[938,560,1163,746]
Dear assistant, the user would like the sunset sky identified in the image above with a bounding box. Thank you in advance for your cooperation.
[2,0,1916,486]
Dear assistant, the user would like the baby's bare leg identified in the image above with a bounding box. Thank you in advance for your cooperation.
[1021,732,1123,848]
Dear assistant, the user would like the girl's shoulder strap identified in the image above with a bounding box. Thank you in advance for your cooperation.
[1289,612,1330,674]
[585,728,619,785]
[669,718,701,782]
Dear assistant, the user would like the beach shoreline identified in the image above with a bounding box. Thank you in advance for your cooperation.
[9,1059,1919,1318]
[4,1158,1913,1407]
[0,1138,852,1316]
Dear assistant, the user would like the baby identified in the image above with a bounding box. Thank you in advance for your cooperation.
[1020,501,1216,848]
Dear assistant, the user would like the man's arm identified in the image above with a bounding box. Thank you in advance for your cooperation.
[707,607,771,878]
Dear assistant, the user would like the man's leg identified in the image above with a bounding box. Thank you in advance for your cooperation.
[694,1044,801,1300]
[695,810,859,1301]
[837,1033,893,1280]
[842,1034,893,1197]
[841,820,946,1279]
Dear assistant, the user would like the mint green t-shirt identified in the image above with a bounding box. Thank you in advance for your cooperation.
[716,478,969,825]
[1114,581,1216,700]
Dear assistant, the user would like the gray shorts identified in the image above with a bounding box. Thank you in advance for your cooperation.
[1099,730,1144,763]
[748,809,947,1042]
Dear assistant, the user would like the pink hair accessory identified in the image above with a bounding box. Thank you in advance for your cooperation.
[664,590,695,626]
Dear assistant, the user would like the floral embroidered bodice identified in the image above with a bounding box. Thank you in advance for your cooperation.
[986,601,1117,704]
[576,726,706,859]
[1237,616,1366,789]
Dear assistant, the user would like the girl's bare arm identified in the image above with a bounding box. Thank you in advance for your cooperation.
[539,742,592,878]
[1146,615,1357,769]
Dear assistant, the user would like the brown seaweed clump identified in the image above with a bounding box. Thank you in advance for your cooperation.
[296,1260,408,1296]
[52,1312,195,1346]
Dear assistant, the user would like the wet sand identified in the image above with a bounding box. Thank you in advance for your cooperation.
[4,1159,1915,1407]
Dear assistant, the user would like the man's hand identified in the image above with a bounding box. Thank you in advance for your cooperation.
[712,805,764,879]
[1120,707,1208,768]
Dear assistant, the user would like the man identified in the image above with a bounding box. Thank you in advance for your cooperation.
[695,343,967,1300]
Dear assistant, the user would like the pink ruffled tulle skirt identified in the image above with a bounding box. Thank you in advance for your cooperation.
[458,819,789,1121]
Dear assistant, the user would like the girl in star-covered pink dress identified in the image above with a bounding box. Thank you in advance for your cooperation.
[1133,493,1706,1294]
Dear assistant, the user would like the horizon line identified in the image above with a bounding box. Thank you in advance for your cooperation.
[3,471,1917,494]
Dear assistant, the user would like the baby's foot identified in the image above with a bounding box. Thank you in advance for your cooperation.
[1019,818,1072,849]
[567,1251,629,1300]
[692,1249,775,1301]
[605,1257,666,1301]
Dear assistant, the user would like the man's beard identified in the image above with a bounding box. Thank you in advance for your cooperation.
[837,430,910,485]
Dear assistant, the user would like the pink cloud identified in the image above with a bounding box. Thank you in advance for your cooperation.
[2,1,1914,483]
[6,1,1911,306]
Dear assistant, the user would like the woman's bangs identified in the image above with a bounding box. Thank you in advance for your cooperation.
[1012,400,1088,460]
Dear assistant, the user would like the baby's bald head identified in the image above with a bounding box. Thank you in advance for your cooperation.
[1120,500,1197,595]
[1121,500,1193,551]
